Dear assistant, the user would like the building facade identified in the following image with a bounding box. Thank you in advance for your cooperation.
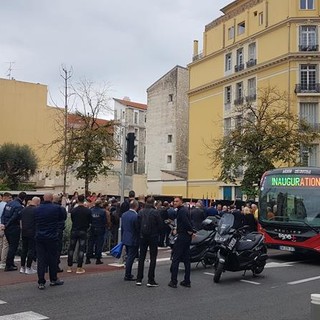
[0,78,136,196]
[188,0,320,200]
[146,66,189,196]
[113,98,147,195]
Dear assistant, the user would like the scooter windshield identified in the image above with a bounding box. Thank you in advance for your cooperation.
[217,213,234,235]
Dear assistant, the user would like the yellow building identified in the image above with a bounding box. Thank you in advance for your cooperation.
[188,0,320,200]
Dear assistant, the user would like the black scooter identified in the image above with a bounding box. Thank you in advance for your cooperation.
[166,216,219,268]
[213,213,268,283]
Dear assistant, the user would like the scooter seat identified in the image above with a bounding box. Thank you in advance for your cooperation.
[236,233,263,251]
[191,230,213,244]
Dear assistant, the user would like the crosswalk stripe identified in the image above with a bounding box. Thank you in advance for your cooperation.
[0,311,48,320]
[288,276,320,285]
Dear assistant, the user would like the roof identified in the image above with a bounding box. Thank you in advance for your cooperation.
[161,170,188,180]
[147,65,188,92]
[113,98,147,111]
[67,113,110,127]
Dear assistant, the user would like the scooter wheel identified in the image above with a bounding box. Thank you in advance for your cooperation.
[213,262,223,283]
[252,264,265,275]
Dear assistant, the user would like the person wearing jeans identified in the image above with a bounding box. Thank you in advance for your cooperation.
[67,194,92,274]
[136,196,162,287]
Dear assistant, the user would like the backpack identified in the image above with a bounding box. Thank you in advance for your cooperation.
[140,211,153,236]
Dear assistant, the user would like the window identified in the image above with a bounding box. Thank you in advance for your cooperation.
[167,155,172,163]
[309,145,319,166]
[168,134,172,143]
[238,21,245,35]
[134,111,138,124]
[248,43,256,60]
[224,118,232,136]
[234,81,244,105]
[300,0,314,9]
[300,64,317,90]
[225,53,232,72]
[259,12,264,25]
[122,110,125,119]
[247,43,257,67]
[235,115,242,128]
[299,26,318,51]
[169,94,173,102]
[225,86,232,111]
[228,26,235,39]
[247,78,257,101]
[235,48,244,71]
[300,102,318,126]
[236,82,243,99]
[114,110,118,120]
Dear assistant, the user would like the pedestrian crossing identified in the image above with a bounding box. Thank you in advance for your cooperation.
[0,300,48,319]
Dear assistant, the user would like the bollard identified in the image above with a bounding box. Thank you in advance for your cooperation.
[311,294,320,320]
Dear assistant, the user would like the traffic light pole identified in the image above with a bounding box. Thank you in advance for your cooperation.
[118,122,127,245]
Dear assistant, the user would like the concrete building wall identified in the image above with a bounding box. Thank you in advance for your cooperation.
[146,66,189,196]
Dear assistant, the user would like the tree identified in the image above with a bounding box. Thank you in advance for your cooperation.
[50,79,120,195]
[210,86,319,197]
[0,143,38,190]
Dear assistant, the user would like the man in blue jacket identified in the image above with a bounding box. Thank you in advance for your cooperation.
[1,192,26,272]
[34,193,65,290]
[86,199,107,265]
[121,199,139,281]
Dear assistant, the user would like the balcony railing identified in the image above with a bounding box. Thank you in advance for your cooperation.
[299,121,320,132]
[234,97,244,105]
[299,44,319,52]
[192,52,203,62]
[295,83,320,94]
[246,59,257,68]
[234,64,244,72]
[245,94,257,102]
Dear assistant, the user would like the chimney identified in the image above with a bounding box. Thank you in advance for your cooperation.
[193,40,199,57]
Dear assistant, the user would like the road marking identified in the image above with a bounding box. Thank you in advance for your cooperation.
[204,272,215,276]
[265,262,295,268]
[240,280,261,285]
[0,300,7,305]
[288,276,320,285]
[0,311,48,320]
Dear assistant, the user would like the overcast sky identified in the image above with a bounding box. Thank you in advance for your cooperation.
[0,0,230,108]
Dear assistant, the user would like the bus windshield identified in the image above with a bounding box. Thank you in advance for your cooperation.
[259,173,320,227]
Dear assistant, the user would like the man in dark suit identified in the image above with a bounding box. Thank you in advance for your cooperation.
[121,199,139,281]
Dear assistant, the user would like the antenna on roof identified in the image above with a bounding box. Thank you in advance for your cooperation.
[5,61,15,79]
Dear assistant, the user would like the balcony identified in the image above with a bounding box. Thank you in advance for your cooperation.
[192,52,203,62]
[299,121,320,132]
[234,97,244,105]
[299,44,319,52]
[234,64,244,72]
[246,59,257,68]
[295,83,320,94]
[245,94,257,102]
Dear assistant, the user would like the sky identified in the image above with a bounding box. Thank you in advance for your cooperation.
[0,0,231,109]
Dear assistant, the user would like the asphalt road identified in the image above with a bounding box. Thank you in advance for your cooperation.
[0,249,319,320]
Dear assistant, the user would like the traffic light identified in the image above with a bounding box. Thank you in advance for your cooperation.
[126,132,135,163]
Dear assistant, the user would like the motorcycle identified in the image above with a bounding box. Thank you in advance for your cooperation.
[166,215,220,268]
[213,212,268,283]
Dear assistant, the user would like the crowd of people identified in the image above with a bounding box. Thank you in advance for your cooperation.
[0,189,259,290]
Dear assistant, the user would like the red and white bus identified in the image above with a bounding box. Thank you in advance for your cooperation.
[258,167,320,254]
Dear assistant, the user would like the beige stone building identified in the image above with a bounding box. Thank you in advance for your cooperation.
[113,98,148,196]
[146,65,189,196]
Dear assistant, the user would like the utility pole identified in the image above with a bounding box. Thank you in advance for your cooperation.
[61,66,73,195]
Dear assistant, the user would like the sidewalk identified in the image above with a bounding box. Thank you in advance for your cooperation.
[0,247,172,287]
